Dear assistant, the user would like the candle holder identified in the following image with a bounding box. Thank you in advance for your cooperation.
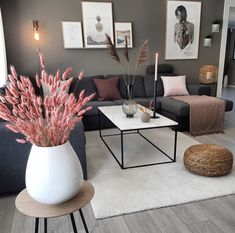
[151,78,159,119]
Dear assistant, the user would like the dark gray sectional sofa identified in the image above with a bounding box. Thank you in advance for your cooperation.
[74,64,233,131]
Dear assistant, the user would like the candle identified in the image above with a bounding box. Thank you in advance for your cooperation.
[154,53,158,81]
[206,71,212,80]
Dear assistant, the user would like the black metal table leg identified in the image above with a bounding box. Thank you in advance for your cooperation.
[34,218,39,233]
[174,130,178,162]
[70,213,78,233]
[121,131,124,169]
[79,209,89,233]
[98,109,101,137]
[44,218,47,233]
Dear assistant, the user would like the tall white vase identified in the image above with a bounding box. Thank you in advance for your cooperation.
[26,141,83,205]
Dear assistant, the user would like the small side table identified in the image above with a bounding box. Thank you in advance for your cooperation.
[15,181,94,233]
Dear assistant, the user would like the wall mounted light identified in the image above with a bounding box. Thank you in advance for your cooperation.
[33,20,39,41]
[204,36,212,47]
[212,20,221,33]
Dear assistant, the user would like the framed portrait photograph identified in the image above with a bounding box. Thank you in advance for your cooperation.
[165,1,201,60]
[62,21,83,49]
[82,1,114,48]
[114,22,133,48]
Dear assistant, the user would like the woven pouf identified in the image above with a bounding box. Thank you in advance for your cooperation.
[184,144,233,177]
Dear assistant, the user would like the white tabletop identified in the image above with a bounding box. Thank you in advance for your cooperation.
[98,105,178,131]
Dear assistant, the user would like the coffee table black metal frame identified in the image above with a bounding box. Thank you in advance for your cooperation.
[98,109,178,169]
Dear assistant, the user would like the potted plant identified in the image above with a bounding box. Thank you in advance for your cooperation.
[0,53,95,204]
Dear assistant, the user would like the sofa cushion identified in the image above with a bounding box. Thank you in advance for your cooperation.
[106,75,126,98]
[161,75,189,97]
[222,98,233,112]
[157,96,189,117]
[144,74,177,97]
[69,75,105,101]
[84,100,117,115]
[106,75,146,98]
[132,75,146,98]
[93,78,121,100]
[187,84,211,96]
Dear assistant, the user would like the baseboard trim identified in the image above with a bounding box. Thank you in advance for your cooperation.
[227,85,235,88]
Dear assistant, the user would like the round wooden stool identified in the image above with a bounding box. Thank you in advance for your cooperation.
[15,181,94,233]
[184,144,233,177]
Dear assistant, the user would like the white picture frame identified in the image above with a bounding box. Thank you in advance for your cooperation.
[114,22,133,48]
[62,21,83,49]
[165,1,201,60]
[82,1,114,48]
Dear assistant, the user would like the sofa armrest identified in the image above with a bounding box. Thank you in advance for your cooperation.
[187,84,211,96]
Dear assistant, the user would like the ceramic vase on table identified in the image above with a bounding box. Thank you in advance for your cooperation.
[141,112,151,122]
[122,84,138,117]
[25,141,83,205]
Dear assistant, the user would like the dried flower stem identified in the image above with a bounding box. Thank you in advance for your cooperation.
[0,54,94,147]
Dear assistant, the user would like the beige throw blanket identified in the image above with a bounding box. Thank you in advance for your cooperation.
[172,95,226,136]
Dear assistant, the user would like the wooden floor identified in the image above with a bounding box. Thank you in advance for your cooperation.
[1,87,235,233]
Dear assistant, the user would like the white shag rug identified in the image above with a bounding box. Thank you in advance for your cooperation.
[86,128,235,219]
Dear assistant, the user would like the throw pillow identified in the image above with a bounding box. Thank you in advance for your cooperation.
[161,75,189,97]
[93,78,121,100]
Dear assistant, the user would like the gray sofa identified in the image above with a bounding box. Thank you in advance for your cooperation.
[71,64,233,131]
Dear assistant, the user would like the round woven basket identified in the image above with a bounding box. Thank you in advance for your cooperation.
[184,144,233,177]
[199,65,218,84]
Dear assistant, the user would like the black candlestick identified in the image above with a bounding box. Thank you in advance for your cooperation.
[152,78,159,119]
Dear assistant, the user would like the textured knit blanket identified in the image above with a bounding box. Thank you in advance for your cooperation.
[172,95,226,136]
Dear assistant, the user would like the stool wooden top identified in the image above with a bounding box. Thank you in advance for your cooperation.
[15,181,94,218]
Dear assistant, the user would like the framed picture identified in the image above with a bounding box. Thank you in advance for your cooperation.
[114,22,133,48]
[165,1,201,60]
[62,21,83,49]
[81,1,114,48]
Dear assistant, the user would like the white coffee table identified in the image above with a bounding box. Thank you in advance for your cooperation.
[98,105,178,169]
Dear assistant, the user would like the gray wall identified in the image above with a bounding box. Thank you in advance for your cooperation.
[1,0,224,83]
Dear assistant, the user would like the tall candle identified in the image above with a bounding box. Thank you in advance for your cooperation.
[154,53,158,81]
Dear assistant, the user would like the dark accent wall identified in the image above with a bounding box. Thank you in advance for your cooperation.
[1,0,224,83]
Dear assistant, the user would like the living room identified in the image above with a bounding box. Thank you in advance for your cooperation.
[1,0,235,232]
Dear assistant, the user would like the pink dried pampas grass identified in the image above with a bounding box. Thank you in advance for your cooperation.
[0,53,94,147]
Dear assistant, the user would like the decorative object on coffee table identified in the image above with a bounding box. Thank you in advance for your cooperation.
[15,181,94,233]
[139,101,153,122]
[0,53,94,204]
[122,84,138,117]
[105,34,148,117]
[184,144,233,177]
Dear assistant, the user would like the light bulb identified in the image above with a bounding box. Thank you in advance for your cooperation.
[34,32,39,41]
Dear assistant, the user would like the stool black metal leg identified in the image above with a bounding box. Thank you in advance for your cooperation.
[79,209,89,233]
[44,218,47,233]
[34,218,39,233]
[70,213,78,233]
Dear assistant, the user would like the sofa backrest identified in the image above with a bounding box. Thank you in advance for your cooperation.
[144,64,176,97]
[106,75,146,98]
[69,75,105,100]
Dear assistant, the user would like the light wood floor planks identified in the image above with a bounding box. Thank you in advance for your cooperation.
[1,87,235,233]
